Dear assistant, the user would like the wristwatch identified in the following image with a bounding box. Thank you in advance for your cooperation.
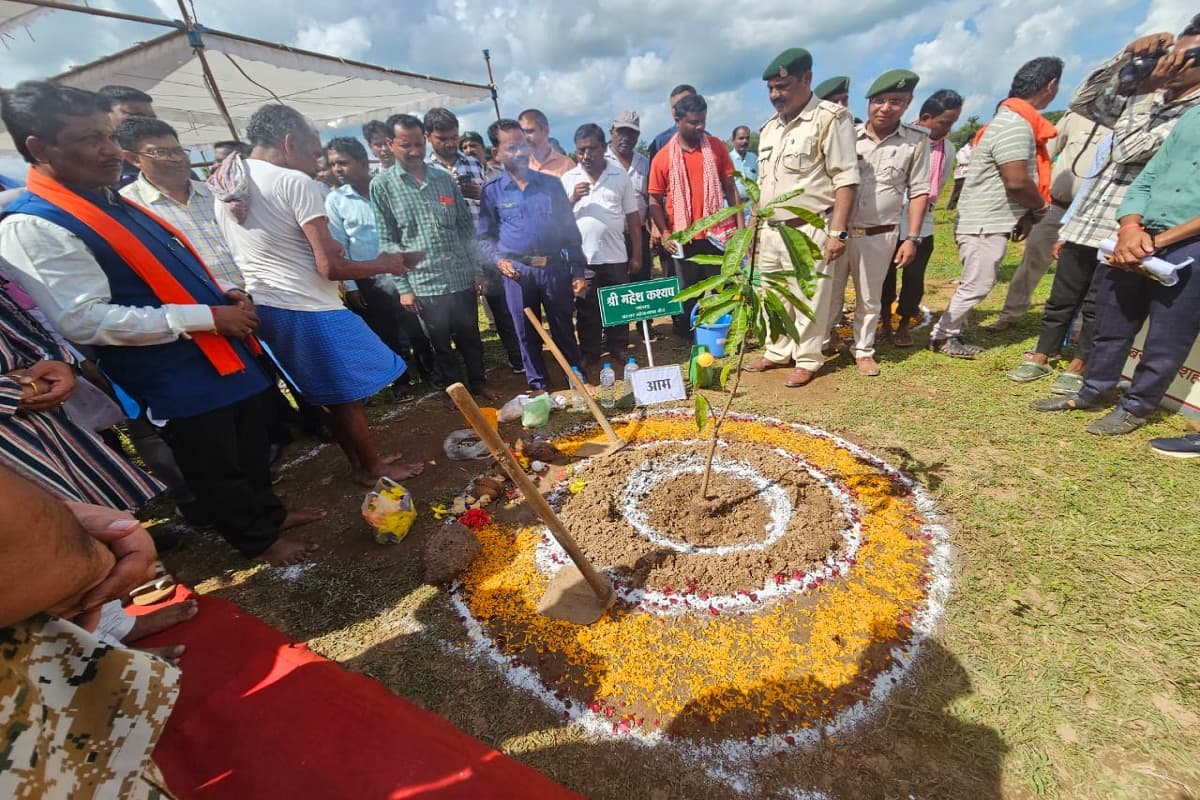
[903,235,924,244]
[828,229,849,242]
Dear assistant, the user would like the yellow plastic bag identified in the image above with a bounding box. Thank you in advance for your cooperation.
[361,477,417,544]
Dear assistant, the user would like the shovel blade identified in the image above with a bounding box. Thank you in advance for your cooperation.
[538,565,614,625]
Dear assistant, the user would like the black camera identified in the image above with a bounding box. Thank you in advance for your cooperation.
[1117,46,1200,92]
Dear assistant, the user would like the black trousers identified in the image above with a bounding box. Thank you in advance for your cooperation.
[1034,242,1106,360]
[673,239,724,334]
[881,235,935,320]
[416,288,489,392]
[624,227,652,283]
[159,391,285,558]
[352,277,434,383]
[482,266,526,371]
[575,262,631,365]
[1079,239,1200,418]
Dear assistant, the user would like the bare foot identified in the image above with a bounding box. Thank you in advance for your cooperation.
[281,507,327,530]
[123,599,198,643]
[258,538,320,566]
[142,644,186,665]
[353,454,425,485]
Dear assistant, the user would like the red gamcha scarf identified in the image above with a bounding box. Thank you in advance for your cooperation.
[971,98,1058,202]
[25,168,257,375]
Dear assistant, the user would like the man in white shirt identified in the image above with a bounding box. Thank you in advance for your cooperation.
[214,104,425,486]
[607,111,651,284]
[562,124,642,375]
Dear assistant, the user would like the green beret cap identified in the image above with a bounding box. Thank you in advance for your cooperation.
[814,76,850,99]
[762,48,813,80]
[460,130,484,145]
[866,69,920,98]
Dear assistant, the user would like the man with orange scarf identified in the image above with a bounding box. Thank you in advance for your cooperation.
[0,82,319,566]
[647,93,742,339]
[929,57,1063,359]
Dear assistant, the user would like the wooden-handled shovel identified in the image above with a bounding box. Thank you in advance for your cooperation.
[445,382,615,624]
[522,306,626,457]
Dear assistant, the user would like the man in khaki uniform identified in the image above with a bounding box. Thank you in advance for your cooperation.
[824,69,931,376]
[744,48,859,388]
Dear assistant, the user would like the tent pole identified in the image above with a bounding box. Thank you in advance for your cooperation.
[483,49,501,121]
[175,0,240,141]
[5,0,176,28]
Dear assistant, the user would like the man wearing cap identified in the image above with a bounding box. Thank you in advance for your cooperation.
[607,111,652,285]
[815,76,850,108]
[823,69,930,376]
[743,48,859,388]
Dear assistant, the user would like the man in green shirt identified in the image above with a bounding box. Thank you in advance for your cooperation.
[1032,103,1200,439]
[370,114,499,402]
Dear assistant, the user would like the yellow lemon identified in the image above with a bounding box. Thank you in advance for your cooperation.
[696,352,716,367]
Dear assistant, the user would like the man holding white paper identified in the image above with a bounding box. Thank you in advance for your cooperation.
[1031,104,1200,438]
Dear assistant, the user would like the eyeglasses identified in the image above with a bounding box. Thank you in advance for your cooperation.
[135,147,191,160]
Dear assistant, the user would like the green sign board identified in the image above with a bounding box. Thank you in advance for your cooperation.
[598,277,683,327]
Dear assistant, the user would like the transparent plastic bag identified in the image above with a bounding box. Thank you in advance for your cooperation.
[361,477,417,544]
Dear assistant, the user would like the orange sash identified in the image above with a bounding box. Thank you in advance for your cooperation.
[24,168,256,376]
[971,98,1058,202]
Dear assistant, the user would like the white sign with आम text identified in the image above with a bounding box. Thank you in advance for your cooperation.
[631,364,687,406]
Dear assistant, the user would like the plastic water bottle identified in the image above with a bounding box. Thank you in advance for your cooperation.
[570,367,588,412]
[599,362,616,409]
[623,357,639,405]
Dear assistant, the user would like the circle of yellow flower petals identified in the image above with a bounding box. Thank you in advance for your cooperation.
[452,411,952,745]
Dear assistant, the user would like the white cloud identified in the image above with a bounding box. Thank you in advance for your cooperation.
[1137,0,1197,34]
[294,17,371,60]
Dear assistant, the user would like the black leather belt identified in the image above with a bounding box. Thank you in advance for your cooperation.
[1051,198,1071,210]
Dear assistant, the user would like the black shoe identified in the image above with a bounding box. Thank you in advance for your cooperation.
[1087,407,1147,436]
[510,363,526,374]
[1029,393,1104,413]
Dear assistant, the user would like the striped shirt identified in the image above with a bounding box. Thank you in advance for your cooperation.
[0,287,162,510]
[954,108,1035,235]
[426,151,486,222]
[120,176,244,290]
[369,164,481,297]
[1058,51,1200,248]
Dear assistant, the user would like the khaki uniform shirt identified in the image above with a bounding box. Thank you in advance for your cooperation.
[850,121,931,228]
[757,92,859,219]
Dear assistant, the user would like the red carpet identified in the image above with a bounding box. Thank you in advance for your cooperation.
[136,589,582,800]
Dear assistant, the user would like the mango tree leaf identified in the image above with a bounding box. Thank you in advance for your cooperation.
[763,186,807,207]
[722,227,754,277]
[694,392,710,433]
[757,206,775,219]
[684,254,726,266]
[763,291,801,342]
[724,305,751,357]
[778,225,816,272]
[698,286,738,310]
[740,173,761,205]
[762,274,816,319]
[666,205,742,244]
[673,273,728,304]
[719,361,735,389]
[696,297,741,327]
[775,206,826,230]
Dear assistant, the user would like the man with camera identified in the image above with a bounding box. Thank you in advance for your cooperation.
[1017,18,1200,395]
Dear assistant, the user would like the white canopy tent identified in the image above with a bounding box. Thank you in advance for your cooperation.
[45,26,494,148]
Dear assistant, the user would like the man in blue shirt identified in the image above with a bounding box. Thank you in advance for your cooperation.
[324,137,433,397]
[478,119,587,392]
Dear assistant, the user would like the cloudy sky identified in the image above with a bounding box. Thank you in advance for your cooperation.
[0,0,1194,162]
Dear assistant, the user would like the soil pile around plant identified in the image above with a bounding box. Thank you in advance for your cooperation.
[557,440,846,595]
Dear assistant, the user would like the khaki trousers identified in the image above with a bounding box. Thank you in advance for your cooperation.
[759,224,834,371]
[823,230,900,358]
[995,203,1066,325]
[930,232,1010,340]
